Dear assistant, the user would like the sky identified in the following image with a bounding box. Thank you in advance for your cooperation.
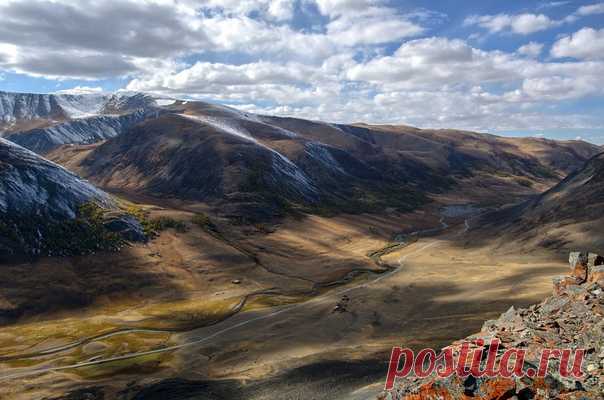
[0,0,603,143]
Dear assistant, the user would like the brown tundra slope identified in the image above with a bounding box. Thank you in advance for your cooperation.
[44,99,601,222]
[471,152,604,252]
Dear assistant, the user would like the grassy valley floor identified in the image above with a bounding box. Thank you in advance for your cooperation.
[0,201,568,399]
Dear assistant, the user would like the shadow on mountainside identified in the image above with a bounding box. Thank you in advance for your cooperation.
[0,246,189,325]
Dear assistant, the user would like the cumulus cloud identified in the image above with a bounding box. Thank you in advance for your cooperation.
[346,37,523,89]
[54,86,104,95]
[576,2,604,16]
[551,27,604,60]
[537,1,570,9]
[325,8,423,46]
[128,61,314,93]
[314,0,384,17]
[517,42,543,57]
[464,13,558,35]
[0,0,602,133]
[466,3,604,35]
[204,0,296,20]
[0,0,209,58]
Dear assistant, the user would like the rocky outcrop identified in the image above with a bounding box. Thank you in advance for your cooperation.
[384,251,604,400]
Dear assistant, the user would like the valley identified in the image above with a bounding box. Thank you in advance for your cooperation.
[0,197,570,400]
[0,90,601,399]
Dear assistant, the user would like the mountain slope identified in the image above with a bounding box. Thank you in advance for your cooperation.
[65,113,430,221]
[0,91,107,127]
[474,152,604,250]
[5,109,158,154]
[43,99,603,223]
[0,138,143,258]
[3,90,600,223]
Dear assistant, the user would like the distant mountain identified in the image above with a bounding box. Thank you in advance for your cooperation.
[3,90,601,223]
[5,109,156,154]
[39,97,602,222]
[0,91,169,154]
[474,152,604,250]
[0,138,144,258]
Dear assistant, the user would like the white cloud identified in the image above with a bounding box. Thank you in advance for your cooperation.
[325,8,423,46]
[203,0,296,21]
[520,75,602,101]
[0,0,602,134]
[576,2,604,16]
[517,42,543,57]
[464,13,558,35]
[537,1,570,9]
[128,61,314,92]
[54,86,104,95]
[268,0,296,20]
[0,43,18,65]
[551,27,604,60]
[467,3,604,35]
[314,0,383,17]
[346,37,522,89]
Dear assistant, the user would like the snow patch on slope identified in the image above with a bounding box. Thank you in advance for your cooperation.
[182,114,317,199]
[0,91,61,123]
[6,110,154,154]
[183,114,257,143]
[55,94,110,119]
[0,138,113,219]
[155,98,176,106]
[304,142,346,175]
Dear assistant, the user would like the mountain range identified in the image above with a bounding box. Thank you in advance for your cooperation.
[1,89,602,247]
[1,90,604,400]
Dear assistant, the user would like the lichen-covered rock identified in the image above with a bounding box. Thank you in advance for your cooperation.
[569,251,589,283]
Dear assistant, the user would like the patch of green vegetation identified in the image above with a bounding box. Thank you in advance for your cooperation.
[192,212,218,232]
[532,165,559,180]
[0,202,125,257]
[133,296,241,330]
[243,294,306,311]
[307,184,427,217]
[125,205,187,236]
[147,216,188,234]
[71,352,170,380]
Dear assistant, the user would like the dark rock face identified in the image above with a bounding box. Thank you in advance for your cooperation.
[385,251,604,400]
[103,212,147,242]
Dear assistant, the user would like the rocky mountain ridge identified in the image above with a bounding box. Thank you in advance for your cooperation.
[0,91,171,154]
[5,108,159,154]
